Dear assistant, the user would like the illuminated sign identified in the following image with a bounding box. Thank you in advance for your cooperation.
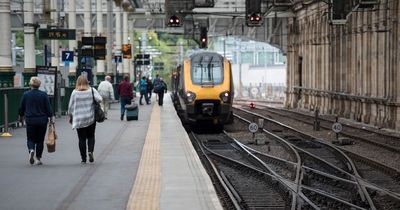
[38,29,76,40]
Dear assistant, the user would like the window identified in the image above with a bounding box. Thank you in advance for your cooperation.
[191,54,224,85]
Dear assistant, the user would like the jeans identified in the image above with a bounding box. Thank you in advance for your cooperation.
[140,90,149,105]
[26,123,47,159]
[120,97,131,116]
[76,122,96,162]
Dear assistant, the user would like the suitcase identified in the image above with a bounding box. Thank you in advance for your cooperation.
[125,103,139,121]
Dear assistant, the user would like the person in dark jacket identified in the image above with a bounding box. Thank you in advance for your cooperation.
[19,77,53,165]
[146,78,153,103]
[157,78,168,106]
[139,76,149,105]
[118,75,133,120]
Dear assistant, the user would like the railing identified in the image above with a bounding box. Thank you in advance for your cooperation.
[1,85,122,129]
[0,88,28,130]
[292,86,391,104]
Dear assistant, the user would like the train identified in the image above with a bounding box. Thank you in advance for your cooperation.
[172,51,234,127]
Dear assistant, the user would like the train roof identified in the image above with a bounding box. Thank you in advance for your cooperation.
[187,51,224,60]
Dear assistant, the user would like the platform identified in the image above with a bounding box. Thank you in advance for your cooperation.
[0,93,222,210]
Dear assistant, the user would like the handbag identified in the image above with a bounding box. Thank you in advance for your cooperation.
[46,122,57,153]
[92,88,105,123]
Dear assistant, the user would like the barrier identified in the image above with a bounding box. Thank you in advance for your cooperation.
[1,93,12,137]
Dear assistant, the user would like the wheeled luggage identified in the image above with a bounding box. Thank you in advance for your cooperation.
[125,103,139,121]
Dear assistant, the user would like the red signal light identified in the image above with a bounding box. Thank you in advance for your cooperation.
[249,102,256,109]
[168,15,181,27]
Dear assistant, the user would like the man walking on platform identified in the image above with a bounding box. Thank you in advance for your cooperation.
[118,75,133,120]
[156,77,168,106]
[97,75,114,119]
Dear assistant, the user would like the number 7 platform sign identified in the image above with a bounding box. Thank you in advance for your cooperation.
[62,51,74,62]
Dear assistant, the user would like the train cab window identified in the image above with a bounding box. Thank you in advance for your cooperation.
[191,54,224,86]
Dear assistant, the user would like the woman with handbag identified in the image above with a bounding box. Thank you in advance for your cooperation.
[19,77,53,165]
[68,75,102,164]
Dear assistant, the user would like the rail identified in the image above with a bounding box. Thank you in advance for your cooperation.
[292,86,391,104]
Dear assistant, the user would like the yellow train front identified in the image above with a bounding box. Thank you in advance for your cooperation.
[174,52,234,126]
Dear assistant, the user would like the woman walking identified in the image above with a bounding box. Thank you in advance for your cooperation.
[68,75,102,164]
[19,77,53,165]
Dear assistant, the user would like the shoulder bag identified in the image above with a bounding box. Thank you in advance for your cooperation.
[92,88,105,123]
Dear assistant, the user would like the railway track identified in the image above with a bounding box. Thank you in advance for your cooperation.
[229,107,400,209]
[190,129,373,208]
[191,133,296,209]
[234,101,400,154]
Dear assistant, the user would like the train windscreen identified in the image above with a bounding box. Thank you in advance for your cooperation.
[191,53,224,86]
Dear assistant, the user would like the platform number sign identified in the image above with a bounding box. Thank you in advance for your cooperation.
[332,122,343,133]
[62,51,74,62]
[249,123,259,133]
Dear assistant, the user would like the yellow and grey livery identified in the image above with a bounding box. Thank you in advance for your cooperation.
[172,51,234,126]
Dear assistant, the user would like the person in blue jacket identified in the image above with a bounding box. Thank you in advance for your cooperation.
[19,77,53,165]
[139,76,149,105]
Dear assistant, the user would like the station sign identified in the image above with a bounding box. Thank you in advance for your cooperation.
[122,44,132,59]
[36,66,57,96]
[114,55,122,63]
[153,62,164,71]
[76,68,93,85]
[135,54,150,66]
[62,51,74,62]
[39,29,76,40]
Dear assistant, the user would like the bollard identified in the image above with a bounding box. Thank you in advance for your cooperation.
[1,93,12,137]
[313,107,320,131]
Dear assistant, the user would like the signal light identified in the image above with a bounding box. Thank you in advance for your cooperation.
[168,15,181,27]
[249,102,256,109]
[248,13,262,26]
[200,27,207,49]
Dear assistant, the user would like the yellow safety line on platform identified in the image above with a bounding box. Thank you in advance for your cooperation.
[126,104,161,210]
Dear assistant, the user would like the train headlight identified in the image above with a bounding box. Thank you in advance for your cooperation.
[220,91,230,103]
[185,91,196,103]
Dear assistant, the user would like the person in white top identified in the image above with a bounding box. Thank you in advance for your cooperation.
[97,75,115,119]
[68,75,102,164]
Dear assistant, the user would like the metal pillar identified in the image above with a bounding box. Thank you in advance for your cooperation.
[106,0,113,78]
[50,0,59,67]
[128,18,134,80]
[114,0,122,81]
[96,0,105,83]
[84,0,92,37]
[68,0,77,86]
[122,1,130,74]
[23,0,36,87]
[0,0,14,87]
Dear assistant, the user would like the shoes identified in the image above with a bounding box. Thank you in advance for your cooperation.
[29,150,35,165]
[36,158,42,165]
[88,152,94,163]
[140,103,143,105]
[120,115,124,121]
[81,161,86,165]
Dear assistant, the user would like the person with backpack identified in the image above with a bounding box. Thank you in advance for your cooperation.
[139,76,149,105]
[156,77,168,106]
[146,78,153,103]
[153,74,161,101]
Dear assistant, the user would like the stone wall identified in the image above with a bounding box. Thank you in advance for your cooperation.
[285,0,400,129]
